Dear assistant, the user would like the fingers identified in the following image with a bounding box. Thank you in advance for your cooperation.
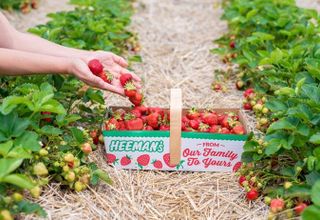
[112,54,128,67]
[120,68,141,82]
[86,75,125,96]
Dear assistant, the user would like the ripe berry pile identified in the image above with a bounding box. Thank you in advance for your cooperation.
[105,107,246,134]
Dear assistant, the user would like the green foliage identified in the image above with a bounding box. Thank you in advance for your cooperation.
[213,0,320,218]
[0,0,135,218]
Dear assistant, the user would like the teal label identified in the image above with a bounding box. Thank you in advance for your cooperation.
[109,140,165,153]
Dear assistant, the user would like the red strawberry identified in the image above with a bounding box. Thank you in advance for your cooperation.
[88,59,103,75]
[147,112,160,129]
[202,113,218,126]
[232,162,242,172]
[243,88,254,98]
[125,118,144,130]
[105,153,117,164]
[221,116,230,128]
[212,83,222,91]
[41,111,52,123]
[90,130,99,145]
[144,125,153,130]
[120,74,133,86]
[221,127,230,134]
[100,72,113,83]
[230,41,235,49]
[131,109,142,118]
[148,107,165,117]
[129,92,143,106]
[189,120,200,130]
[270,198,285,213]
[209,125,221,133]
[163,153,176,168]
[160,125,170,131]
[294,203,307,215]
[186,108,200,120]
[217,113,226,124]
[246,188,259,201]
[243,103,252,110]
[233,125,245,135]
[134,105,148,115]
[105,118,119,130]
[238,176,246,186]
[120,155,131,166]
[118,121,126,130]
[124,82,137,98]
[137,154,150,166]
[152,160,163,169]
[182,116,189,124]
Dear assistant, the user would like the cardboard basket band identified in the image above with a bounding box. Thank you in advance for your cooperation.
[169,89,182,166]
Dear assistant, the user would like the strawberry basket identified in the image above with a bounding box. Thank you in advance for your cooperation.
[103,89,249,172]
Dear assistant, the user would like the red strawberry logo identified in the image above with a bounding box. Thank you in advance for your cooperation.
[105,153,118,164]
[163,153,185,169]
[137,154,150,168]
[163,153,176,168]
[120,155,132,166]
[233,162,242,172]
[152,160,163,169]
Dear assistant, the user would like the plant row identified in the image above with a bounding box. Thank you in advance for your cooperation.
[0,0,39,13]
[212,0,320,219]
[0,0,137,219]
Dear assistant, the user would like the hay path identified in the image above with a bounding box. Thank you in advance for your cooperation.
[6,0,319,219]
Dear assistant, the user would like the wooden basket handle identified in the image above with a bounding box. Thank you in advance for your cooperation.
[169,88,182,166]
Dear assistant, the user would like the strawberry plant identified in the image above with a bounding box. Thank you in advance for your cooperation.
[213,0,320,218]
[0,0,136,218]
[0,0,39,13]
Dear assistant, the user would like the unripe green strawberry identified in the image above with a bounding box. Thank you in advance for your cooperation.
[30,186,41,198]
[33,162,48,176]
[257,182,263,189]
[3,196,12,204]
[65,171,76,182]
[64,153,74,163]
[12,192,23,202]
[259,118,268,125]
[60,141,67,145]
[53,161,60,167]
[74,158,80,168]
[0,210,13,220]
[296,166,302,173]
[257,149,263,154]
[80,167,90,174]
[284,181,292,189]
[39,149,48,156]
[262,107,269,114]
[250,100,256,106]
[264,196,271,205]
[63,165,70,172]
[74,181,84,192]
[253,104,263,112]
[261,96,267,102]
[99,134,104,144]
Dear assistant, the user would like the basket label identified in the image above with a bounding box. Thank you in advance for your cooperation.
[103,131,246,172]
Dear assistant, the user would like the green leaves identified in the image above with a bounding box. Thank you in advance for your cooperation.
[0,158,23,178]
[310,133,320,145]
[0,83,66,115]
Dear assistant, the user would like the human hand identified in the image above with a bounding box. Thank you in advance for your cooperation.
[68,58,126,95]
[82,51,141,89]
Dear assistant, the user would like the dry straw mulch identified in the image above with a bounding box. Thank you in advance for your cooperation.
[11,0,320,219]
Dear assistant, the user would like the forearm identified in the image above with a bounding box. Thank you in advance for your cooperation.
[0,48,72,75]
[11,32,92,59]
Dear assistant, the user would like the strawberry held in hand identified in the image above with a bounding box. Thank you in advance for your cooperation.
[88,59,103,75]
